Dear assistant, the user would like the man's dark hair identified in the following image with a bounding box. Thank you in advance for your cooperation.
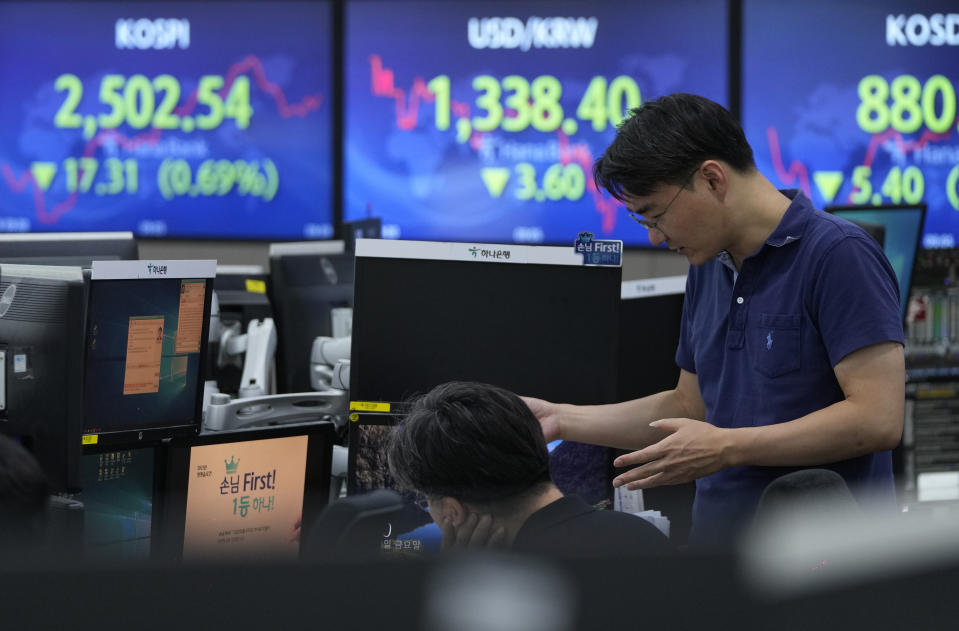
[387,382,551,505]
[594,93,756,200]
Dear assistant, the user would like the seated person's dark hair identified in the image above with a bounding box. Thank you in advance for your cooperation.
[387,381,551,509]
[593,92,756,200]
[388,381,669,556]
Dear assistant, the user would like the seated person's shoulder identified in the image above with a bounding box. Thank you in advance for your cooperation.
[513,495,671,557]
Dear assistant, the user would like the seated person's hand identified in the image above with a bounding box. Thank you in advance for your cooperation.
[437,511,506,550]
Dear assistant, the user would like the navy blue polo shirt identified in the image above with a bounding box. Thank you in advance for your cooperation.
[675,190,904,547]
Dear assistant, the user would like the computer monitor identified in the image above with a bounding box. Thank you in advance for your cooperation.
[155,422,334,562]
[213,265,272,331]
[825,204,926,320]
[350,239,620,404]
[81,260,215,447]
[346,410,438,555]
[268,241,354,393]
[348,239,622,542]
[72,445,158,561]
[0,264,87,492]
[0,232,138,267]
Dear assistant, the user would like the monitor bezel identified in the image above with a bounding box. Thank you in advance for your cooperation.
[80,261,216,448]
[153,421,335,562]
[0,232,138,267]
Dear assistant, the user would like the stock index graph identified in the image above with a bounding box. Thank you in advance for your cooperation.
[0,2,332,239]
[743,0,959,248]
[344,0,728,246]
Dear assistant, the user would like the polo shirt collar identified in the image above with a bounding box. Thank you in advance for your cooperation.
[716,189,812,269]
[765,189,811,248]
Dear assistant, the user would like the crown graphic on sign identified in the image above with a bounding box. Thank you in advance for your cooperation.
[577,231,594,244]
[225,456,240,474]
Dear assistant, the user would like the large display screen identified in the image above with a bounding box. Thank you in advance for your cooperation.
[345,0,728,246]
[0,1,333,239]
[743,0,959,248]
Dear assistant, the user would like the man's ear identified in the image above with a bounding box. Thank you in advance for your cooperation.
[700,160,729,201]
[434,496,468,527]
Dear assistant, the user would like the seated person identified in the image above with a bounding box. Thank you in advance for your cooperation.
[387,381,669,556]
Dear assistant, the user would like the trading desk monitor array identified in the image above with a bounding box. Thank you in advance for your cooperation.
[348,239,623,548]
[155,422,334,562]
[82,260,216,448]
[269,241,354,394]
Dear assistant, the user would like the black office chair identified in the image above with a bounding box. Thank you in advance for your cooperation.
[303,489,409,561]
[753,468,861,532]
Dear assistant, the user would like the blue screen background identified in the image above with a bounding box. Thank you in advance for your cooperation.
[345,0,728,246]
[743,0,959,249]
[0,1,332,239]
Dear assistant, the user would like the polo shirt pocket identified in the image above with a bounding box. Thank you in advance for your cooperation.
[750,313,801,378]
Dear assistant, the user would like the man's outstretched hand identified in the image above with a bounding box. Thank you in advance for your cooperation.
[612,418,731,489]
[521,396,562,442]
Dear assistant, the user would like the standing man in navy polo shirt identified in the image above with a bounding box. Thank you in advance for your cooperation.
[524,93,905,548]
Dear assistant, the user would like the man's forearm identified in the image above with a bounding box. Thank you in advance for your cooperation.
[727,398,903,469]
[558,388,695,450]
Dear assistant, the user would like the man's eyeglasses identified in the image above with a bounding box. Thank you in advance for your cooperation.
[627,170,697,233]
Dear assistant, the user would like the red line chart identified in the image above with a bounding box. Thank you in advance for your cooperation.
[368,56,624,235]
[766,124,955,204]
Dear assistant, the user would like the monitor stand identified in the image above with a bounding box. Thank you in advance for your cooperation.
[203,390,348,431]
